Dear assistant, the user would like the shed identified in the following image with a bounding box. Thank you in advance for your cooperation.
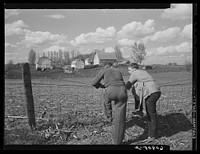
[71,59,84,69]
[93,52,117,66]
[63,65,73,73]
[84,58,93,65]
[36,57,53,70]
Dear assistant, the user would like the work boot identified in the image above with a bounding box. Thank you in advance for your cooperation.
[132,109,144,118]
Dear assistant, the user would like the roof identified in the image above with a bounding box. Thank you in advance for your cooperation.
[72,59,83,62]
[71,59,84,65]
[37,57,52,65]
[97,52,117,60]
[85,58,93,62]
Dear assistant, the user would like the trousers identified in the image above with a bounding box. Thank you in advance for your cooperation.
[145,92,161,138]
[104,85,128,144]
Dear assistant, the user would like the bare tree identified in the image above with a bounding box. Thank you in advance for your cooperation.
[64,51,71,65]
[70,50,76,60]
[115,45,124,61]
[58,50,63,64]
[28,49,36,66]
[130,42,146,64]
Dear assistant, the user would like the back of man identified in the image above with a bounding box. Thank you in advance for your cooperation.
[103,68,125,87]
[92,63,128,144]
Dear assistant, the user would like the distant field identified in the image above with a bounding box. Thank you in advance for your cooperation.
[4,71,193,149]
[5,64,190,79]
[5,71,192,86]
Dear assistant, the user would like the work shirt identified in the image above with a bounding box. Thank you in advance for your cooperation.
[129,69,160,100]
[92,67,125,88]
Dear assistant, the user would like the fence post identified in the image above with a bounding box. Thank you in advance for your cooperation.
[22,63,36,130]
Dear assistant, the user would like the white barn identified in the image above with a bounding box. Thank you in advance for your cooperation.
[36,57,54,70]
[71,59,84,69]
[93,52,117,66]
[84,58,93,65]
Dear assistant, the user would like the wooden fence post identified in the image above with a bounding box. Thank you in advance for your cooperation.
[22,63,36,130]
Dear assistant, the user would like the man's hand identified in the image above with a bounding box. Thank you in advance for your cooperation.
[99,84,105,89]
[92,82,105,89]
[125,81,132,90]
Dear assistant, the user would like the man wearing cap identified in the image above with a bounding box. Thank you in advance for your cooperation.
[92,62,128,144]
[125,62,161,141]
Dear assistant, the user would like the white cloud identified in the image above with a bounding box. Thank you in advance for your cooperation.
[161,4,192,20]
[118,38,136,47]
[5,20,28,36]
[117,19,155,39]
[45,14,66,19]
[43,45,66,52]
[17,29,68,47]
[142,27,181,44]
[71,26,116,46]
[181,24,192,39]
[105,47,115,53]
[5,9,20,18]
[152,41,192,56]
[6,20,69,48]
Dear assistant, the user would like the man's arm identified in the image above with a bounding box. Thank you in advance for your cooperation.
[92,69,105,89]
[125,72,137,90]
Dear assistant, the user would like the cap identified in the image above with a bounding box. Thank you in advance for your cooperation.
[129,62,139,69]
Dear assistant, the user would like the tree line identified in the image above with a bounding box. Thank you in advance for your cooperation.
[7,42,147,67]
[28,45,126,66]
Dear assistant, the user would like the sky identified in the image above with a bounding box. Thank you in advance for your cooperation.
[5,4,193,65]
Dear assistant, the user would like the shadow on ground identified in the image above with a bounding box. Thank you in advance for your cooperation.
[124,112,192,144]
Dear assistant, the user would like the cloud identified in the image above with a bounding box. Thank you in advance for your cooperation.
[161,4,192,20]
[151,42,192,56]
[142,27,181,44]
[121,41,192,64]
[105,47,115,53]
[71,26,116,46]
[117,19,155,39]
[19,30,68,47]
[5,9,20,18]
[181,24,192,39]
[45,14,66,19]
[43,45,66,52]
[118,38,137,47]
[5,20,28,36]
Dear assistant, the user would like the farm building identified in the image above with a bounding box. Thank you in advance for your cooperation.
[62,65,73,73]
[36,57,54,70]
[84,58,93,65]
[71,59,84,69]
[93,52,117,66]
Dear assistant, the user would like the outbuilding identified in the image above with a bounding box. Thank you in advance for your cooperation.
[71,59,84,69]
[93,52,117,66]
[84,58,93,65]
[36,57,54,70]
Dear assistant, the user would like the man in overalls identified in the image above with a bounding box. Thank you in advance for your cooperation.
[92,62,128,144]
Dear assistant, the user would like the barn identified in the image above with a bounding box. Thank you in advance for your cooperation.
[84,58,93,65]
[36,57,54,70]
[93,52,117,66]
[71,59,84,69]
[63,65,73,73]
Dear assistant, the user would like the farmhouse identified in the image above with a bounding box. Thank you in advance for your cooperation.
[84,58,93,65]
[93,52,117,66]
[71,59,84,69]
[36,57,54,70]
[63,65,73,73]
